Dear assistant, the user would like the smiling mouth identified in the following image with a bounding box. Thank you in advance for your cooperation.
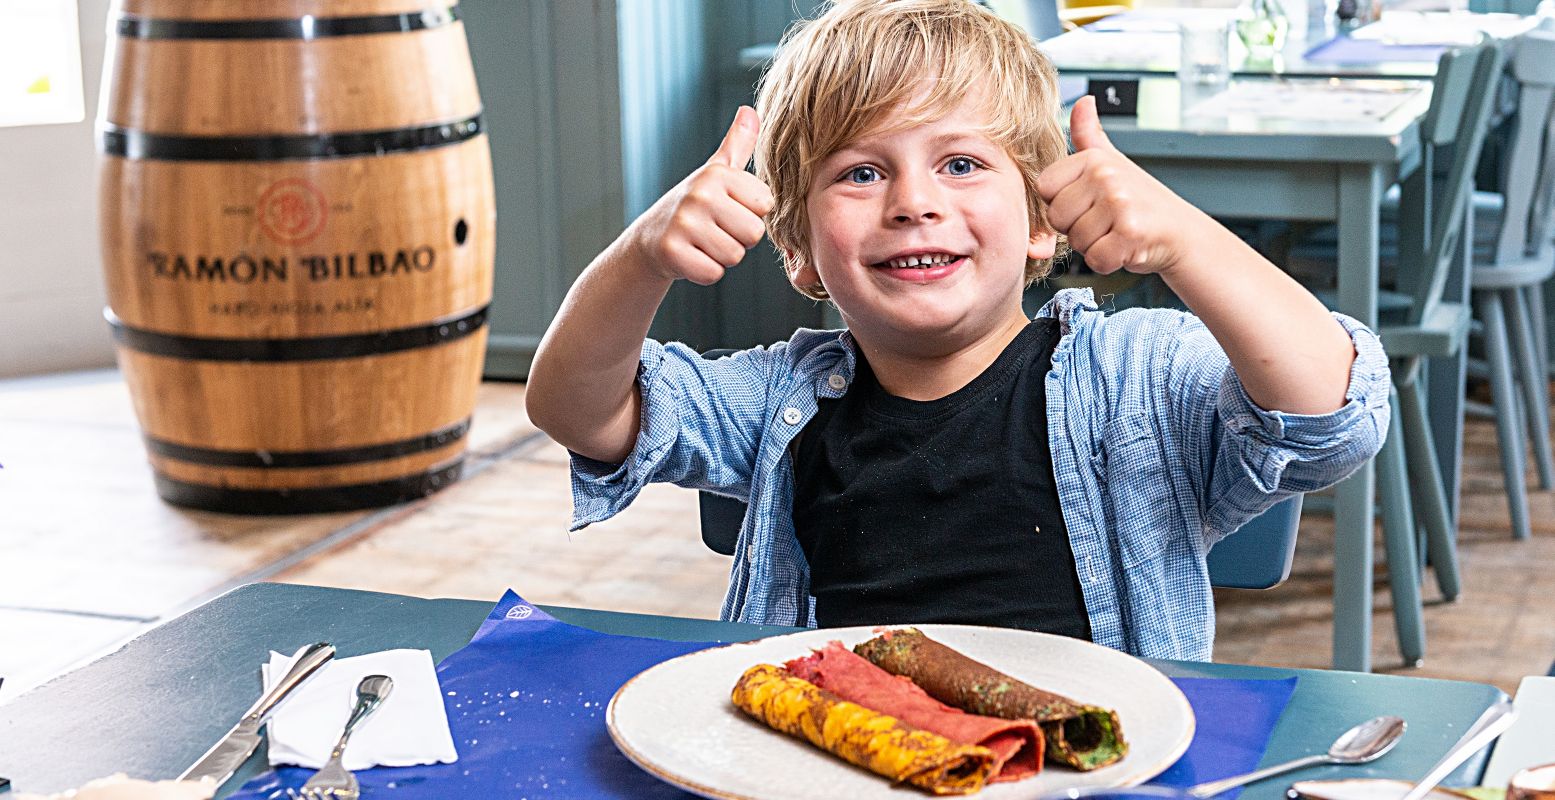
[873,253,967,269]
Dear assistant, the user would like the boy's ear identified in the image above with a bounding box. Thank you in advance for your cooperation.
[784,248,821,290]
[1028,229,1058,261]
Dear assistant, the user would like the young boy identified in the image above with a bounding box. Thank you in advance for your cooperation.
[525,0,1389,661]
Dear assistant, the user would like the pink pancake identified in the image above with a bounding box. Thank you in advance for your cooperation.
[785,641,1045,782]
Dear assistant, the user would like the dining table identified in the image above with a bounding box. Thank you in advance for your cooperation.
[0,582,1512,798]
[1038,7,1539,79]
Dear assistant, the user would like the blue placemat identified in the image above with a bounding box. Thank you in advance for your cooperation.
[232,591,1295,799]
[1304,35,1448,63]
[1152,676,1298,798]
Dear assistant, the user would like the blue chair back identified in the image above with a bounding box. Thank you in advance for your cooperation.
[1487,25,1555,267]
[1205,496,1302,589]
[1405,39,1507,326]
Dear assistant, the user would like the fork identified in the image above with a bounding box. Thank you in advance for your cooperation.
[299,674,393,800]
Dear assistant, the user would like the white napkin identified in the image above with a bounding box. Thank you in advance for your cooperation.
[261,648,459,770]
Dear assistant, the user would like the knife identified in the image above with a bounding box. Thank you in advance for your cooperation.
[178,641,335,785]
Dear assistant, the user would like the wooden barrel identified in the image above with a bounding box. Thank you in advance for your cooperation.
[98,0,495,514]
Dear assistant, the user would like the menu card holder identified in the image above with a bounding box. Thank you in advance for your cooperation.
[1087,78,1140,116]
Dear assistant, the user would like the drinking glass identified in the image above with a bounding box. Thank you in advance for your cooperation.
[1179,18,1232,89]
[1236,0,1290,60]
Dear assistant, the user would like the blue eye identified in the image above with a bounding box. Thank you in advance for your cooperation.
[946,157,980,176]
[846,166,880,184]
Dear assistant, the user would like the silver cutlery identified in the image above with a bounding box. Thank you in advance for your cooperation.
[1396,701,1518,800]
[299,674,393,800]
[1187,715,1407,798]
[180,642,335,787]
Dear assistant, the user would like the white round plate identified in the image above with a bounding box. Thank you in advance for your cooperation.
[607,625,1195,799]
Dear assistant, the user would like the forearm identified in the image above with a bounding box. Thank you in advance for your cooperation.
[527,230,674,463]
[1160,217,1357,415]
[529,106,768,463]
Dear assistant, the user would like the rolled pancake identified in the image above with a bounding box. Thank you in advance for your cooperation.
[786,642,1044,782]
[854,628,1127,771]
[731,664,998,795]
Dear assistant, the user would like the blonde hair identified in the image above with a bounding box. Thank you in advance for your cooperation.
[755,0,1068,300]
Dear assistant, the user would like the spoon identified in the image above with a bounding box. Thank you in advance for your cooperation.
[1187,715,1408,799]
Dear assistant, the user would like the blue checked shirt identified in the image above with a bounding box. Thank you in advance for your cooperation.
[570,289,1390,661]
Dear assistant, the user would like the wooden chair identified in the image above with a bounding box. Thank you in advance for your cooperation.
[1466,23,1555,542]
[1362,39,1507,664]
[1281,40,1506,664]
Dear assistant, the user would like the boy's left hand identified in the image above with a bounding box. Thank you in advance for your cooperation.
[1037,96,1212,276]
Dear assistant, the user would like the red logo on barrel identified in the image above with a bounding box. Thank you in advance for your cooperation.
[258,178,327,245]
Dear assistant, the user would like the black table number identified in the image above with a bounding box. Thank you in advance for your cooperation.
[1087,78,1140,116]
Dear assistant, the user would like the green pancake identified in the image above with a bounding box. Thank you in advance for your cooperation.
[855,628,1127,771]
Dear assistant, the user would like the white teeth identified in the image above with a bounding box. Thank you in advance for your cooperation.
[885,253,955,268]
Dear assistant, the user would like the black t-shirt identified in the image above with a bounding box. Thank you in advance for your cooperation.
[791,318,1091,638]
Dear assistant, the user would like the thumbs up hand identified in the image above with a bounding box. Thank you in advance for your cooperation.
[626,106,775,286]
[1036,96,1211,276]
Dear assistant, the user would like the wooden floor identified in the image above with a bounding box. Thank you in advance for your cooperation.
[1,369,1551,706]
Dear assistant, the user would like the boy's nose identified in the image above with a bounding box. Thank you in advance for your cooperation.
[886,173,943,224]
[891,208,941,224]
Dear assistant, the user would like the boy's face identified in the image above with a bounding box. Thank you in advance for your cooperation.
[795,95,1056,356]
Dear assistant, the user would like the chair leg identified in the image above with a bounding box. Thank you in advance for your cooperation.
[1398,376,1461,600]
[1528,282,1548,378]
[1506,288,1555,490]
[1379,388,1426,666]
[1477,290,1533,540]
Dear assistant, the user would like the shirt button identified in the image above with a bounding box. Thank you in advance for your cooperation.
[827,374,847,391]
[782,407,802,425]
[746,543,756,560]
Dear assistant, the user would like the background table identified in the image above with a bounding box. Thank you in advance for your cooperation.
[1039,8,1535,79]
[0,583,1509,798]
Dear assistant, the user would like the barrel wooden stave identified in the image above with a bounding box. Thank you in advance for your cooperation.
[117,333,485,452]
[118,1,450,23]
[103,27,481,137]
[100,140,494,337]
[150,447,466,491]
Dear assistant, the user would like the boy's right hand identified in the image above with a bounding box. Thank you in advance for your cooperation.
[626,106,775,286]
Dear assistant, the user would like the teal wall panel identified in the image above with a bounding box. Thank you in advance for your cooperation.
[463,0,625,379]
[468,0,832,377]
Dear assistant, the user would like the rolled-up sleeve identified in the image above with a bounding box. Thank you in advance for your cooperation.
[568,339,774,531]
[1194,311,1393,535]
[1169,314,1391,541]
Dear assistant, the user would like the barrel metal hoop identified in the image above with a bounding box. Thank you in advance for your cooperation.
[116,7,460,40]
[105,303,489,361]
[99,114,483,161]
[145,418,471,469]
[152,459,464,515]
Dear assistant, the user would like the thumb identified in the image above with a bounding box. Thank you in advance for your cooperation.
[1069,95,1114,153]
[709,105,759,169]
